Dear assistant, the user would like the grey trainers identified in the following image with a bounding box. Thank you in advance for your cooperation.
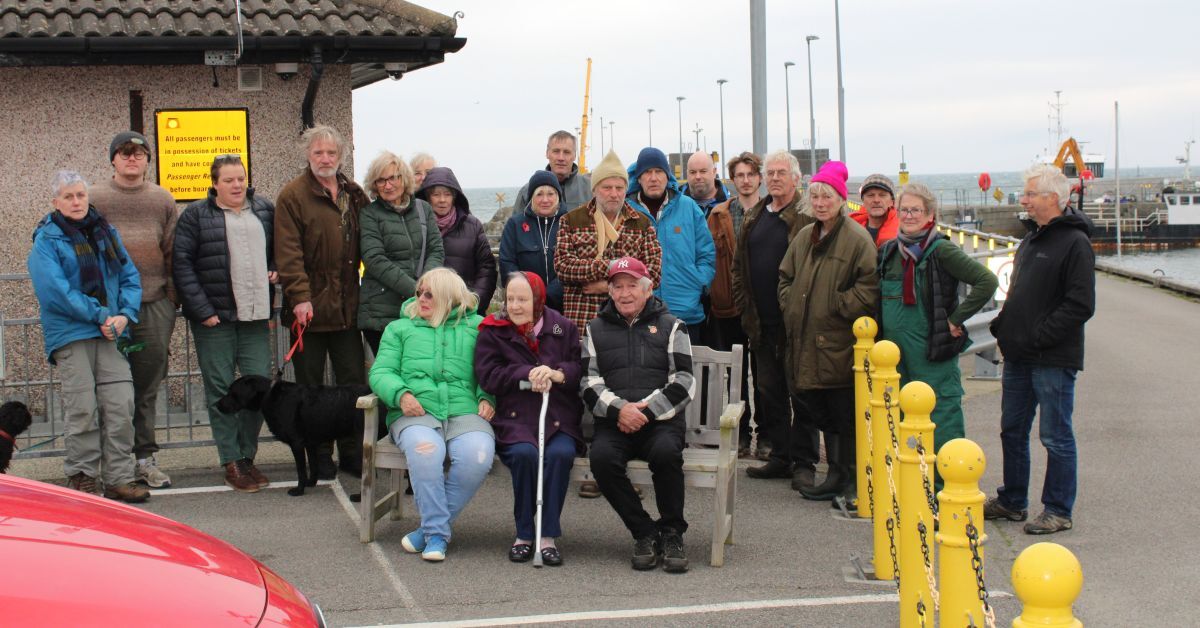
[136,456,172,489]
[983,496,1027,522]
[1024,511,1072,535]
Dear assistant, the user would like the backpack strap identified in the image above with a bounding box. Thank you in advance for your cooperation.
[415,201,429,278]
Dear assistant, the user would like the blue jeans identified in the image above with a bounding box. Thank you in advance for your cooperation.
[996,361,1078,518]
[393,421,494,541]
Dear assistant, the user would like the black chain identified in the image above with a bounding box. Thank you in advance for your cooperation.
[863,353,875,517]
[918,521,933,574]
[916,442,940,518]
[886,515,899,592]
[884,389,899,451]
[865,463,875,517]
[916,599,927,628]
[965,515,993,618]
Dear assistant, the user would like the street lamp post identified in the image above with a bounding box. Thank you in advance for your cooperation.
[599,116,605,155]
[784,61,795,152]
[805,35,820,177]
[676,96,686,177]
[647,108,655,147]
[716,79,728,163]
[693,123,703,152]
[609,120,615,155]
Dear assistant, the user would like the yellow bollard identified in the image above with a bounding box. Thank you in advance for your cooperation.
[869,340,902,581]
[937,438,990,628]
[898,382,938,628]
[1012,543,1083,628]
[852,317,878,519]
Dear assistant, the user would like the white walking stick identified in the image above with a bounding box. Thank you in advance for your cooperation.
[521,381,552,568]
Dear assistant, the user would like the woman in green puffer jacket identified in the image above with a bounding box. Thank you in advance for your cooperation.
[368,268,496,562]
[359,151,445,355]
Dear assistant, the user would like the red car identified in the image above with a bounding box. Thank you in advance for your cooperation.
[0,474,325,627]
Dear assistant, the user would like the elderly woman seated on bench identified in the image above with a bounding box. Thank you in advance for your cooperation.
[582,256,696,574]
[367,268,496,563]
[475,271,583,567]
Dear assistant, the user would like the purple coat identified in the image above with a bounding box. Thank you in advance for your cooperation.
[474,307,584,450]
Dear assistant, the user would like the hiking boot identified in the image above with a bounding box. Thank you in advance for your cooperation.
[422,535,448,562]
[631,534,660,571]
[800,466,849,501]
[660,528,689,573]
[224,461,259,493]
[983,497,1027,522]
[136,456,172,488]
[242,459,270,488]
[578,481,602,498]
[104,481,150,503]
[747,459,793,479]
[1024,511,1073,535]
[67,472,100,495]
[791,467,816,492]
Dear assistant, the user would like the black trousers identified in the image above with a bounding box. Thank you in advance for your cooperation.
[755,323,819,471]
[291,328,365,464]
[796,387,856,473]
[590,418,688,539]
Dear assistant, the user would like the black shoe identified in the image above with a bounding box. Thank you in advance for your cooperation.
[631,535,659,570]
[791,467,816,492]
[660,528,689,573]
[508,543,533,563]
[540,546,563,566]
[747,459,793,479]
[316,455,337,481]
[800,467,849,501]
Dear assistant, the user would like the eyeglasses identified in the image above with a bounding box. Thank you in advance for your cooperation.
[1020,191,1049,199]
[897,207,928,216]
[765,169,791,179]
[732,172,760,180]
[117,150,148,161]
[417,290,434,300]
[375,175,402,187]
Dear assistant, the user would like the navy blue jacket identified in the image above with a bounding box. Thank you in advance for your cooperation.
[498,203,568,311]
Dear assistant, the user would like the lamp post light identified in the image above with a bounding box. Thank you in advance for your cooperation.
[609,120,615,155]
[716,79,728,163]
[647,108,655,147]
[599,116,605,155]
[783,61,795,152]
[692,123,703,153]
[676,96,686,175]
[805,35,820,177]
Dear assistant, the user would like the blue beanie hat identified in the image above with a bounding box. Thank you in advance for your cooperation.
[525,170,563,207]
[631,147,671,182]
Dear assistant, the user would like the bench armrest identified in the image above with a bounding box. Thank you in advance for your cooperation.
[719,401,745,431]
[357,393,379,410]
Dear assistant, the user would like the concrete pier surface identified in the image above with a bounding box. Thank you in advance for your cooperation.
[8,272,1198,626]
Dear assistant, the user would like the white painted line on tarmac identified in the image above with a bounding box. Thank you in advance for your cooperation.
[149,479,338,495]
[354,593,902,627]
[329,480,426,623]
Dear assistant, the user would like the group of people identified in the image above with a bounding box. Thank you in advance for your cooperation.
[28,123,1093,576]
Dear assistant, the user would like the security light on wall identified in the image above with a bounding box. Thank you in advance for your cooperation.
[274,62,299,80]
[384,62,406,80]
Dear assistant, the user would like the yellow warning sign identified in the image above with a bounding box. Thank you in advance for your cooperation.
[154,109,250,201]
[993,187,1004,202]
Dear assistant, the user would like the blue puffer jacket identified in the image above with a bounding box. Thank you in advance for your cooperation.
[498,202,568,312]
[29,211,142,362]
[625,166,716,325]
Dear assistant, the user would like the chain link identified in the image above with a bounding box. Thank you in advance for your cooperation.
[917,519,940,611]
[965,510,997,628]
[917,597,927,628]
[883,386,901,591]
[885,514,899,592]
[862,353,875,517]
[915,442,940,521]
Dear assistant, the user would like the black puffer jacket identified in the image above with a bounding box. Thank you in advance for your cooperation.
[416,167,497,314]
[174,188,275,323]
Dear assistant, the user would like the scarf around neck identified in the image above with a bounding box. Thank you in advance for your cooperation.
[593,204,624,260]
[479,271,547,353]
[896,221,939,305]
[50,207,127,305]
[435,206,459,236]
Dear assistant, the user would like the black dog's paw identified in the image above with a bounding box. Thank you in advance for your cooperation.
[288,486,306,496]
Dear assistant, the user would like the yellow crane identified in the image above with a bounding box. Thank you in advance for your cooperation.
[579,58,592,173]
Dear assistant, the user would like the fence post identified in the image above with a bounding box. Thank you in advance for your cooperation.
[1012,542,1083,628]
[852,316,877,519]
[898,381,937,627]
[868,340,901,581]
[936,438,990,627]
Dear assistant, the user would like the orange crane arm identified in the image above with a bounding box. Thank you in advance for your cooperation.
[579,58,592,173]
[1052,137,1087,175]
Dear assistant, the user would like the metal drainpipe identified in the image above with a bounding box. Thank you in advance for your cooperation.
[301,46,324,131]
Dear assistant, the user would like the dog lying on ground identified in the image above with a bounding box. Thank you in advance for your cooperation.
[216,375,370,496]
[0,401,33,473]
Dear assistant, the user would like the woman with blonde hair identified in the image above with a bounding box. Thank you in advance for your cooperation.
[368,267,496,562]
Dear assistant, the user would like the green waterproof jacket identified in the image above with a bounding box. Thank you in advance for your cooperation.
[368,299,494,426]
[778,214,879,390]
[358,198,445,331]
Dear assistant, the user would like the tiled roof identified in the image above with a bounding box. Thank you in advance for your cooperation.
[0,0,458,39]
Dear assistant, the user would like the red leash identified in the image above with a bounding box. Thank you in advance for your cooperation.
[283,320,307,364]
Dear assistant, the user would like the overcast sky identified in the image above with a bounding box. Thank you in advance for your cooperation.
[351,0,1198,187]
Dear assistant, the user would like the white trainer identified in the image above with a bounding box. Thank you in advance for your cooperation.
[136,456,172,489]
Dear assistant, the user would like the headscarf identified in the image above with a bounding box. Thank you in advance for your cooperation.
[478,271,547,353]
[896,220,939,305]
[50,207,127,306]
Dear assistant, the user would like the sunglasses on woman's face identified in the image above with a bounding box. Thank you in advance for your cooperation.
[417,290,434,300]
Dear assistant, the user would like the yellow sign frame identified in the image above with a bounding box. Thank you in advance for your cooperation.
[154,108,251,202]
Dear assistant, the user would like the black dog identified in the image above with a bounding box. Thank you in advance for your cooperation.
[0,401,33,473]
[216,375,370,496]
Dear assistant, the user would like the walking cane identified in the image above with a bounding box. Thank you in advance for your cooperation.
[521,380,552,568]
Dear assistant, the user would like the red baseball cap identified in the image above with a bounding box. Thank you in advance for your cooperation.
[607,256,649,281]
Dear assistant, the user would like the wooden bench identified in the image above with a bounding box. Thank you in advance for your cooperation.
[357,345,744,567]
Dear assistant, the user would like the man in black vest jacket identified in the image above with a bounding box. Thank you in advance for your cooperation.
[985,164,1095,535]
[583,256,696,573]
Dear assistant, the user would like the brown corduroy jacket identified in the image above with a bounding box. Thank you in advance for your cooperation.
[274,170,369,332]
[706,199,739,318]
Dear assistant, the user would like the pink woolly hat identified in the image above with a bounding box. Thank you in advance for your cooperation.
[811,160,849,199]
